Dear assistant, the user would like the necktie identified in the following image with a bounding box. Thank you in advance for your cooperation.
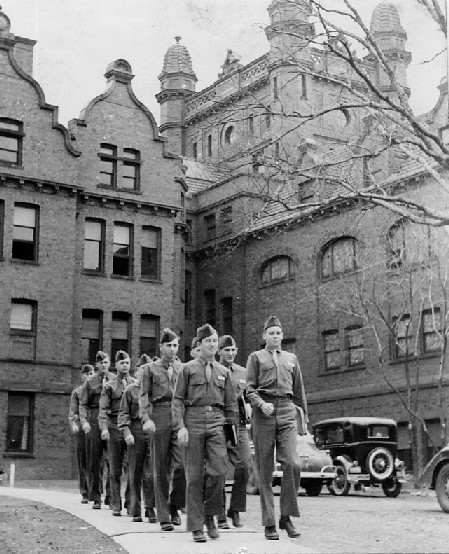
[205,362,212,383]
[272,350,279,383]
[168,364,174,385]
[122,378,127,390]
[102,375,107,388]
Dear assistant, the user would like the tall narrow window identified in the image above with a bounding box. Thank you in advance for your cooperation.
[323,330,340,370]
[224,126,234,145]
[346,326,364,366]
[220,206,233,234]
[82,309,102,364]
[12,204,38,261]
[204,289,216,327]
[141,226,160,280]
[275,142,280,161]
[248,115,254,136]
[140,315,159,358]
[0,118,23,166]
[185,219,193,245]
[207,135,212,158]
[273,76,278,100]
[265,111,271,130]
[422,308,443,353]
[10,300,36,335]
[84,219,104,272]
[111,312,131,361]
[192,142,198,159]
[392,315,414,359]
[121,148,140,190]
[204,213,216,241]
[99,144,117,187]
[301,74,307,99]
[113,223,132,277]
[221,297,233,335]
[6,393,34,453]
[185,271,192,318]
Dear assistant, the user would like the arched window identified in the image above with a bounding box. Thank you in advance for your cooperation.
[261,256,295,285]
[224,125,234,145]
[387,219,430,268]
[321,237,357,279]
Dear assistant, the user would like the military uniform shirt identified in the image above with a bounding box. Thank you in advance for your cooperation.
[68,385,83,425]
[118,381,141,436]
[99,374,134,431]
[79,371,114,426]
[139,358,182,423]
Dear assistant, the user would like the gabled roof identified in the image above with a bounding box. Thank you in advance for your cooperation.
[182,158,231,195]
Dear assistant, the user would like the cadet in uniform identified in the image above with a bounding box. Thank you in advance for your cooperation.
[246,316,307,540]
[217,335,252,529]
[190,336,201,360]
[172,324,237,543]
[80,351,114,509]
[140,328,184,531]
[68,364,94,503]
[99,350,134,516]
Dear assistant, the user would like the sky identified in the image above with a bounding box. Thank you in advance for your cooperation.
[1,0,446,126]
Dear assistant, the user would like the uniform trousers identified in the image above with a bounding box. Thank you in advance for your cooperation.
[220,423,251,516]
[183,408,228,531]
[151,403,185,523]
[127,420,148,517]
[252,399,300,527]
[142,437,155,511]
[86,408,109,503]
[108,420,130,511]
[76,429,89,499]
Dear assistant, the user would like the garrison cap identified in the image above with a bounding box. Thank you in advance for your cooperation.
[218,335,236,349]
[95,351,109,363]
[115,350,130,362]
[160,328,178,344]
[196,323,217,342]
[81,364,94,374]
[264,315,282,330]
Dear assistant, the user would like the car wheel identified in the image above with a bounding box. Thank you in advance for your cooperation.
[381,477,402,498]
[435,463,449,513]
[303,480,323,497]
[328,464,350,496]
[367,447,394,481]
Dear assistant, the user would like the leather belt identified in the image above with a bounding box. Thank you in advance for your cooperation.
[186,405,222,412]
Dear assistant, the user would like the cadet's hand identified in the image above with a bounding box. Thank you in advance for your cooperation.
[260,402,274,416]
[70,422,79,434]
[125,433,135,446]
[82,422,91,434]
[178,427,189,446]
[143,420,156,435]
[101,429,110,441]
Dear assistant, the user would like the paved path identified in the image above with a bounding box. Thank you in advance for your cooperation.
[0,484,314,554]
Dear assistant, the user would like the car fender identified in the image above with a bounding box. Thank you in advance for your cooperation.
[334,455,354,469]
[416,446,449,489]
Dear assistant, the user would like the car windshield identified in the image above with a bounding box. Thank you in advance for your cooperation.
[315,426,344,446]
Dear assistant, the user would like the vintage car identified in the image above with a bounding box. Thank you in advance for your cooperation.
[416,445,449,512]
[313,417,406,497]
[246,406,336,497]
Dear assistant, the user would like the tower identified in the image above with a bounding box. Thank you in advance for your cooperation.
[156,37,197,156]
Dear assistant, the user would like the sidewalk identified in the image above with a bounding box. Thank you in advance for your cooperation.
[0,480,315,554]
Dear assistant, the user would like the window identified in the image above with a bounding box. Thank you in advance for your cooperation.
[422,308,443,353]
[10,300,36,335]
[185,271,192,318]
[346,326,364,366]
[321,237,357,279]
[84,219,104,272]
[273,76,278,100]
[204,289,216,327]
[301,74,307,100]
[323,330,340,370]
[180,191,185,221]
[6,393,34,454]
[207,135,212,158]
[122,149,140,191]
[224,126,234,145]
[99,144,117,187]
[12,204,38,261]
[219,206,232,234]
[141,226,160,280]
[275,142,280,161]
[265,111,271,130]
[192,141,198,159]
[392,315,414,359]
[0,118,23,166]
[221,297,233,335]
[111,312,131,361]
[387,220,430,268]
[185,219,193,245]
[140,315,159,358]
[248,115,254,136]
[82,309,102,364]
[261,256,295,285]
[204,213,216,241]
[113,223,133,277]
[252,153,261,173]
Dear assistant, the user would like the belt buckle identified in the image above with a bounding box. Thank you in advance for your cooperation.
[206,406,212,412]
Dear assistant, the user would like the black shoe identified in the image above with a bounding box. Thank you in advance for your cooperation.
[217,517,230,529]
[132,516,143,522]
[161,522,174,531]
[81,498,88,504]
[112,509,121,516]
[265,525,279,540]
[92,502,101,510]
[279,516,301,538]
[204,516,219,539]
[192,530,207,542]
[146,507,157,523]
[170,506,181,526]
[104,496,110,506]
[227,509,243,528]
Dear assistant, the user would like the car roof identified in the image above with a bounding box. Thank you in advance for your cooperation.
[313,416,397,428]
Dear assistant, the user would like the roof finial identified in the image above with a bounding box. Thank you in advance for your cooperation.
[175,36,181,43]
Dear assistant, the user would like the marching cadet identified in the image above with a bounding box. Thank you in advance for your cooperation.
[172,324,237,543]
[99,350,134,516]
[80,351,114,509]
[140,328,184,531]
[246,315,308,540]
[217,335,252,529]
[68,363,94,503]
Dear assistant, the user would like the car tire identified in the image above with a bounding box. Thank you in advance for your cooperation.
[367,447,394,481]
[381,478,402,498]
[328,464,350,496]
[435,463,449,513]
[302,480,323,497]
